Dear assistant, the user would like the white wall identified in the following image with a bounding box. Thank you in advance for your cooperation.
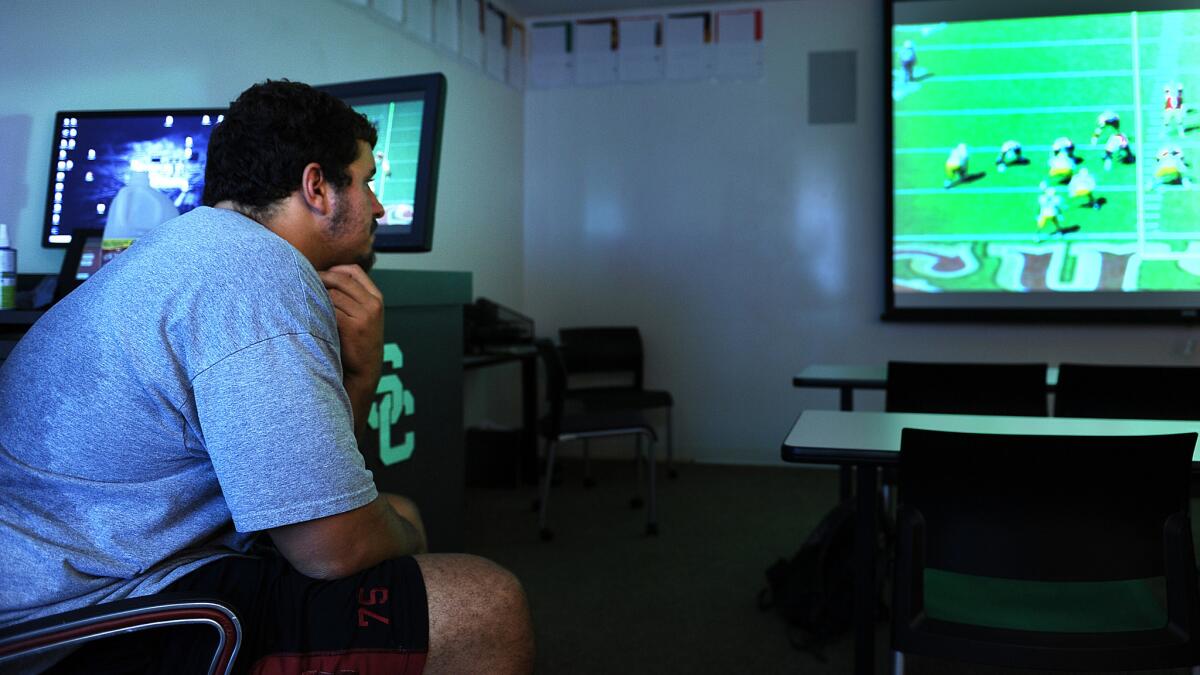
[0,0,525,307]
[522,0,1200,465]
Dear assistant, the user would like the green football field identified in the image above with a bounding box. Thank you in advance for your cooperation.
[354,100,425,229]
[893,10,1199,294]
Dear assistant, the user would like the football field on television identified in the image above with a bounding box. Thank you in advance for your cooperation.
[353,99,425,229]
[892,9,1199,295]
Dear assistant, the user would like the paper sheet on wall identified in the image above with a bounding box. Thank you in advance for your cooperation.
[574,21,617,86]
[530,22,573,88]
[508,23,527,89]
[618,16,663,83]
[406,0,434,43]
[485,6,507,80]
[461,0,485,67]
[665,13,713,80]
[716,9,763,79]
[434,0,461,52]
[373,0,403,22]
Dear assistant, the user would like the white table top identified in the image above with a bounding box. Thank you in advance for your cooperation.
[782,409,1200,465]
[792,364,1060,388]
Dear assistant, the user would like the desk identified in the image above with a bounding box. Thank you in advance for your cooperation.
[463,346,539,483]
[781,409,1200,675]
[792,364,1061,411]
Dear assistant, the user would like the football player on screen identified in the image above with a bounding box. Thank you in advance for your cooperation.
[943,143,969,188]
[1068,168,1104,209]
[1150,146,1191,190]
[1102,133,1134,171]
[1052,136,1079,163]
[1164,84,1186,137]
[1091,111,1121,145]
[899,40,918,84]
[995,140,1028,173]
[1048,151,1075,184]
[1035,186,1065,241]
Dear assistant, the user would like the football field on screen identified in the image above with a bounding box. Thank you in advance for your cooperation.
[892,10,1200,294]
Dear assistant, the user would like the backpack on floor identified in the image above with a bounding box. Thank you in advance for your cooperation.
[757,500,887,661]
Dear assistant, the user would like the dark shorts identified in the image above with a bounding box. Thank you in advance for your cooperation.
[50,548,429,675]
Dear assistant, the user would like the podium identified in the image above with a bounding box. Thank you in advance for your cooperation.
[362,269,471,552]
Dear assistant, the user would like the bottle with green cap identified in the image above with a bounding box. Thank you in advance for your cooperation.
[0,224,16,310]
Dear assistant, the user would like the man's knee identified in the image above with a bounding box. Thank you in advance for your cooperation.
[416,554,533,674]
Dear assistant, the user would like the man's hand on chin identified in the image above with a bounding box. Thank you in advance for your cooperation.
[319,264,385,437]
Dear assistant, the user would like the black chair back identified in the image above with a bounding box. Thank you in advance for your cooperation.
[898,428,1194,582]
[559,327,645,388]
[1054,363,1200,420]
[892,428,1200,670]
[886,361,1048,416]
[535,339,567,438]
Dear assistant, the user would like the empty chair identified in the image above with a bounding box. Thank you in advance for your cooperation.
[886,361,1048,416]
[535,339,658,541]
[1054,362,1200,420]
[892,428,1200,672]
[0,594,242,673]
[558,327,677,478]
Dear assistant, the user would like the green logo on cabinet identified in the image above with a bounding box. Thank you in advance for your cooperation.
[368,342,415,465]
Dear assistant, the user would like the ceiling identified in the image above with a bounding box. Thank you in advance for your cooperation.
[505,0,764,19]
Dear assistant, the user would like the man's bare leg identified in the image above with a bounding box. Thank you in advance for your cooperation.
[416,554,535,674]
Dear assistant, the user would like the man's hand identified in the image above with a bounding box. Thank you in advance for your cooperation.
[320,265,384,439]
[268,494,426,580]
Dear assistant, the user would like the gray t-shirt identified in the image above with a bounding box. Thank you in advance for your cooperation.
[0,207,377,627]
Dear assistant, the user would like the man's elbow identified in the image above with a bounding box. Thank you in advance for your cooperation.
[287,555,357,581]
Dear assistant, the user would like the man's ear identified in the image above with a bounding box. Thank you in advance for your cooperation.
[300,162,333,216]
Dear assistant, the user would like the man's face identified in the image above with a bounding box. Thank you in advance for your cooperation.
[326,140,384,271]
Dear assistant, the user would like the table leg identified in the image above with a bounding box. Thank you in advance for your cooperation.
[839,386,855,500]
[854,463,878,675]
[520,354,539,485]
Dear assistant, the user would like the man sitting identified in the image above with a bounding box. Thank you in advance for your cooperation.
[0,80,533,674]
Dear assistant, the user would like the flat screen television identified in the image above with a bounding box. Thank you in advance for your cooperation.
[318,74,447,253]
[41,109,225,248]
[886,0,1200,321]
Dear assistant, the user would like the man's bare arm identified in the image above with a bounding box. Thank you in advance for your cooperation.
[268,495,427,580]
[319,264,384,443]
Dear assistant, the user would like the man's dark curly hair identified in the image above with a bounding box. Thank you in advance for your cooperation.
[202,80,377,219]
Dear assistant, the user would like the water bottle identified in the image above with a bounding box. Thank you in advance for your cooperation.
[0,224,16,310]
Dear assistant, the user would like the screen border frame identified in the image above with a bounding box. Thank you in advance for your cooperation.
[41,108,226,249]
[53,227,104,304]
[316,73,448,254]
[882,0,1200,324]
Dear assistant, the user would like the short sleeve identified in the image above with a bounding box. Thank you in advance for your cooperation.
[191,332,377,532]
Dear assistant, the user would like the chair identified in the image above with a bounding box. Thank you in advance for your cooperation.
[886,361,1049,416]
[558,327,677,479]
[0,594,242,674]
[892,428,1200,673]
[1054,362,1200,420]
[535,339,658,541]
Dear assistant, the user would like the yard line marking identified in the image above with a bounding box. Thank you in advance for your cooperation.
[897,104,1135,117]
[1133,12,1147,249]
[896,232,1200,243]
[929,70,1133,82]
[897,139,1200,155]
[907,35,1200,52]
[897,185,1139,196]
[926,67,1200,83]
